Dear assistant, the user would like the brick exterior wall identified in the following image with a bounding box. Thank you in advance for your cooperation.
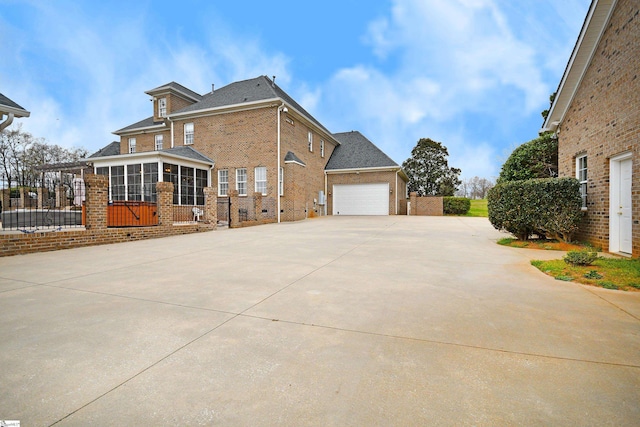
[409,193,443,216]
[557,0,639,257]
[0,174,216,257]
[326,170,407,215]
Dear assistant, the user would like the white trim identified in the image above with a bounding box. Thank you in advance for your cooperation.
[284,159,306,167]
[541,0,618,132]
[89,150,214,169]
[113,123,166,136]
[168,98,280,119]
[184,122,194,145]
[218,169,229,197]
[0,105,30,117]
[609,152,633,254]
[325,166,400,174]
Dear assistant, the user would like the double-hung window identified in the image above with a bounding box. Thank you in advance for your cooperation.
[308,130,313,152]
[155,134,163,150]
[255,167,267,195]
[218,169,229,196]
[158,97,167,118]
[320,140,325,158]
[184,123,194,145]
[236,168,247,196]
[128,137,136,153]
[577,155,587,208]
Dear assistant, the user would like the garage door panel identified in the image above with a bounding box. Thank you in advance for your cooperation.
[333,183,389,215]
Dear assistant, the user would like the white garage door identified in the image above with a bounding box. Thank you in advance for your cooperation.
[333,183,389,215]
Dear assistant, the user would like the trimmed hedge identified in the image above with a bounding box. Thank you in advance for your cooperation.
[487,178,582,241]
[443,197,471,215]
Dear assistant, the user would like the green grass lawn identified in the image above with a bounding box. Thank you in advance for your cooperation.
[531,257,640,291]
[465,199,488,217]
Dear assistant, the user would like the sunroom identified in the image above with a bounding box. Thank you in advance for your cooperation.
[88,146,214,224]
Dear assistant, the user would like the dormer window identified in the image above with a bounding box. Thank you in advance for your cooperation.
[158,97,167,118]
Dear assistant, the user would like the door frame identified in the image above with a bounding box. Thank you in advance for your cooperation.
[609,152,633,254]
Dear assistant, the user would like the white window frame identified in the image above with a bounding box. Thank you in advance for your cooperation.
[128,137,136,153]
[320,140,325,158]
[576,155,587,209]
[308,130,313,152]
[279,167,284,196]
[218,169,228,196]
[184,122,194,145]
[155,134,163,151]
[236,168,247,196]
[158,97,167,118]
[255,166,267,195]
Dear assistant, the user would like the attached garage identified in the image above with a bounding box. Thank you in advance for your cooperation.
[332,183,389,215]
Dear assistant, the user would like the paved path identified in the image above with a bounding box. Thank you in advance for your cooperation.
[1,216,639,426]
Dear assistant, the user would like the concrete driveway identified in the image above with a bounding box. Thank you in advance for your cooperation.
[1,216,639,426]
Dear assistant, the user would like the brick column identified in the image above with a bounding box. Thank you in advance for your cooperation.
[37,187,45,209]
[20,187,27,208]
[84,174,108,230]
[410,192,417,216]
[56,185,67,208]
[1,189,9,211]
[204,187,217,229]
[229,190,239,228]
[254,192,263,222]
[156,182,173,228]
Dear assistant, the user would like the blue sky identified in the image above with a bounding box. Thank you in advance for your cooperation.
[1,0,589,179]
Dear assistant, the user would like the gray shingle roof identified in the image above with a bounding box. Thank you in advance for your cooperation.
[114,116,165,133]
[326,131,399,170]
[172,76,332,135]
[145,82,202,102]
[0,93,30,116]
[161,146,214,164]
[284,151,306,166]
[89,141,121,158]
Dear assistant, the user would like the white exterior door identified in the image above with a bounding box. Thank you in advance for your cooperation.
[610,155,633,254]
[333,183,389,215]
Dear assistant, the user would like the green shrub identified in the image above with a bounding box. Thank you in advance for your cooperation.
[564,250,598,266]
[443,197,471,215]
[498,133,558,183]
[487,177,582,241]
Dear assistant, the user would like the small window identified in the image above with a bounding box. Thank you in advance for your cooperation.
[576,155,587,208]
[158,97,167,118]
[279,167,284,196]
[128,137,136,153]
[218,169,228,196]
[155,134,163,151]
[184,123,194,145]
[308,130,313,152]
[236,168,247,196]
[320,140,325,158]
[255,166,267,195]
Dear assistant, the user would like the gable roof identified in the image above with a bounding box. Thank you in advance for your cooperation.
[284,151,306,166]
[114,116,166,134]
[170,75,333,137]
[89,141,121,158]
[0,93,30,117]
[326,131,399,170]
[145,81,203,102]
[541,0,617,132]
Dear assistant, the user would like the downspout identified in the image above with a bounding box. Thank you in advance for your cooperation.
[0,113,14,131]
[395,170,398,215]
[170,120,175,148]
[277,102,285,223]
[324,171,328,216]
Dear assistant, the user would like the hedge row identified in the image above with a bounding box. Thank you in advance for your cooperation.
[487,178,582,241]
[443,197,471,215]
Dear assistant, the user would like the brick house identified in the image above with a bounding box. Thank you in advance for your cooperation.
[90,76,407,222]
[542,0,639,257]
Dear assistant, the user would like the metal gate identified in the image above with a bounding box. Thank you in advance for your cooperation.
[217,197,230,227]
